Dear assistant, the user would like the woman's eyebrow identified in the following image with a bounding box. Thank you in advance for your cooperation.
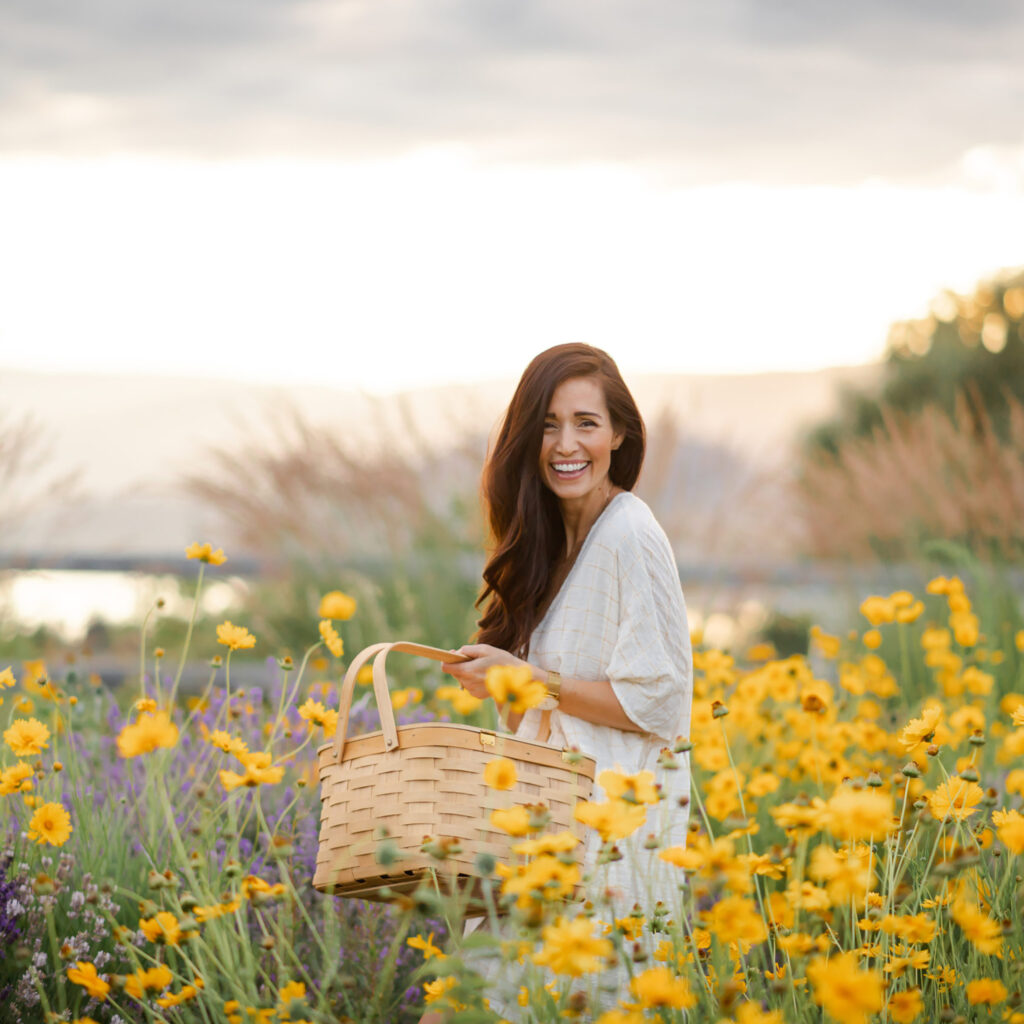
[544,409,604,419]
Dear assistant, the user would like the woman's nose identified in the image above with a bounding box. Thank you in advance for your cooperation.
[553,427,580,454]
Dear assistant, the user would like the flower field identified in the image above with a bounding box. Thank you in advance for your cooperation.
[3,545,1024,1024]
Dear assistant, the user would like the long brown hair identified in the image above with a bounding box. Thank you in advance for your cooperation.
[475,343,646,656]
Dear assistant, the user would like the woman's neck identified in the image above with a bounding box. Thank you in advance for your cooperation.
[559,485,622,555]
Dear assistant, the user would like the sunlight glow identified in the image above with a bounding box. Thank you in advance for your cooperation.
[1,149,1022,393]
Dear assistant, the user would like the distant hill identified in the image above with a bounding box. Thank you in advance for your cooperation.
[0,364,880,556]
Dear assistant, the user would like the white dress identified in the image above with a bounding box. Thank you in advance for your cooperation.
[470,492,693,1016]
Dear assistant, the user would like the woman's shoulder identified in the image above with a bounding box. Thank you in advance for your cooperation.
[600,492,675,563]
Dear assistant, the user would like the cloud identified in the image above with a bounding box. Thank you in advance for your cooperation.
[1,0,1023,182]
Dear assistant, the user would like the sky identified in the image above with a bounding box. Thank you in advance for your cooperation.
[1,0,1024,394]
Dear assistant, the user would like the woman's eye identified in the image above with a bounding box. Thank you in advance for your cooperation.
[579,419,596,427]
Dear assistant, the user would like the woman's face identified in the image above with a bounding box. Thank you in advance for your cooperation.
[538,375,624,506]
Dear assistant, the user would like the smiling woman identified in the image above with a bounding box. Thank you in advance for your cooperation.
[436,343,693,1017]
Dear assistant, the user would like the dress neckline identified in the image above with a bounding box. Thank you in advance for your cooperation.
[534,490,631,634]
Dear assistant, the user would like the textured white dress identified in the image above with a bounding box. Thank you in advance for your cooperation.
[471,491,693,1016]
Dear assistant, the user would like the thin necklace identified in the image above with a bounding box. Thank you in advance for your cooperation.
[564,486,616,565]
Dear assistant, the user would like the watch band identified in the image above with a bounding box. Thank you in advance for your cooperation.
[545,669,562,704]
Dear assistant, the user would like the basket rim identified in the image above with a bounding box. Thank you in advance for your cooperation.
[317,721,596,771]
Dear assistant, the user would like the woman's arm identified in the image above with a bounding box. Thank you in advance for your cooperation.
[440,645,644,734]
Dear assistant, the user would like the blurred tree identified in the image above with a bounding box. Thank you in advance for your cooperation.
[0,410,85,545]
[809,268,1024,455]
[795,267,1024,563]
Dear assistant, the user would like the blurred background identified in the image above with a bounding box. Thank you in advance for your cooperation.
[1,0,1023,680]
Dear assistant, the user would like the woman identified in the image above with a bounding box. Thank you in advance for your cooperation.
[436,343,693,1016]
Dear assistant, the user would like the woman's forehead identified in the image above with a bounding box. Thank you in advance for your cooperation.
[546,376,607,416]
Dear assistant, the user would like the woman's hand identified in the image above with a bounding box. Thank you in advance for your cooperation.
[441,644,531,700]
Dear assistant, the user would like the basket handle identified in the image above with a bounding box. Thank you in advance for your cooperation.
[332,642,471,762]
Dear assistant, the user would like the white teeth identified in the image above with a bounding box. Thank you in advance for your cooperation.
[553,462,587,472]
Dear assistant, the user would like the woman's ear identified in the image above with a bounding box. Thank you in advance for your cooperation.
[612,431,624,451]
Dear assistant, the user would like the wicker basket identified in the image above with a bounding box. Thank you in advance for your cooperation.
[314,641,596,906]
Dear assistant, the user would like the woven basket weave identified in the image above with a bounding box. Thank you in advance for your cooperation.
[314,641,596,905]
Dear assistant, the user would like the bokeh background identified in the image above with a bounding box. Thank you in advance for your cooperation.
[2,0,1024,676]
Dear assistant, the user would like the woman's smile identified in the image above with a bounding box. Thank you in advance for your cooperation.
[550,459,590,479]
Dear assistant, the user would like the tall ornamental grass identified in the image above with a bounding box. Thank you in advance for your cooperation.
[2,545,1024,1023]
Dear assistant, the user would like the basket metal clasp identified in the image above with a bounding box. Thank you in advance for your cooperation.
[479,732,496,747]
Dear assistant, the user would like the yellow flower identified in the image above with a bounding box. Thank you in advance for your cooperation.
[860,595,895,626]
[423,976,463,1010]
[67,961,110,1000]
[4,717,50,756]
[139,911,183,945]
[928,778,984,821]
[806,951,883,1024]
[809,845,873,906]
[207,729,249,757]
[771,797,828,837]
[1016,630,1024,652]
[629,966,696,1010]
[133,698,157,714]
[1013,706,1024,728]
[0,667,15,688]
[595,1013,646,1024]
[887,988,923,1023]
[512,831,580,857]
[951,898,1002,954]
[156,978,204,1009]
[241,875,287,900]
[297,699,338,737]
[0,761,33,796]
[391,687,421,710]
[117,710,179,757]
[185,541,227,564]
[896,599,925,623]
[862,629,882,650]
[435,685,483,715]
[490,805,532,836]
[824,787,895,842]
[704,894,767,952]
[992,808,1024,855]
[485,665,547,713]
[217,621,256,651]
[407,932,445,960]
[810,626,842,659]
[966,978,1008,1005]
[220,751,284,791]
[883,951,930,977]
[799,678,833,714]
[27,801,72,846]
[318,590,357,620]
[194,898,241,922]
[879,914,936,944]
[123,964,173,999]
[532,917,614,976]
[318,619,344,658]
[497,855,580,908]
[599,768,659,804]
[732,1005,786,1024]
[574,798,647,841]
[483,757,518,791]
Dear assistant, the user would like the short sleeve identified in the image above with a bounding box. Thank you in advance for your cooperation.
[605,526,692,743]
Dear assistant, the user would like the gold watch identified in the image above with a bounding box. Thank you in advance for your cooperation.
[538,669,561,711]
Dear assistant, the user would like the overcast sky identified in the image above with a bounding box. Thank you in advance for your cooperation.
[1,0,1023,391]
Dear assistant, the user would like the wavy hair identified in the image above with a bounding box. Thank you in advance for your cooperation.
[475,343,645,655]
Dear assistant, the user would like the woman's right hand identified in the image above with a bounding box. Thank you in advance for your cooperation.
[440,644,532,700]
